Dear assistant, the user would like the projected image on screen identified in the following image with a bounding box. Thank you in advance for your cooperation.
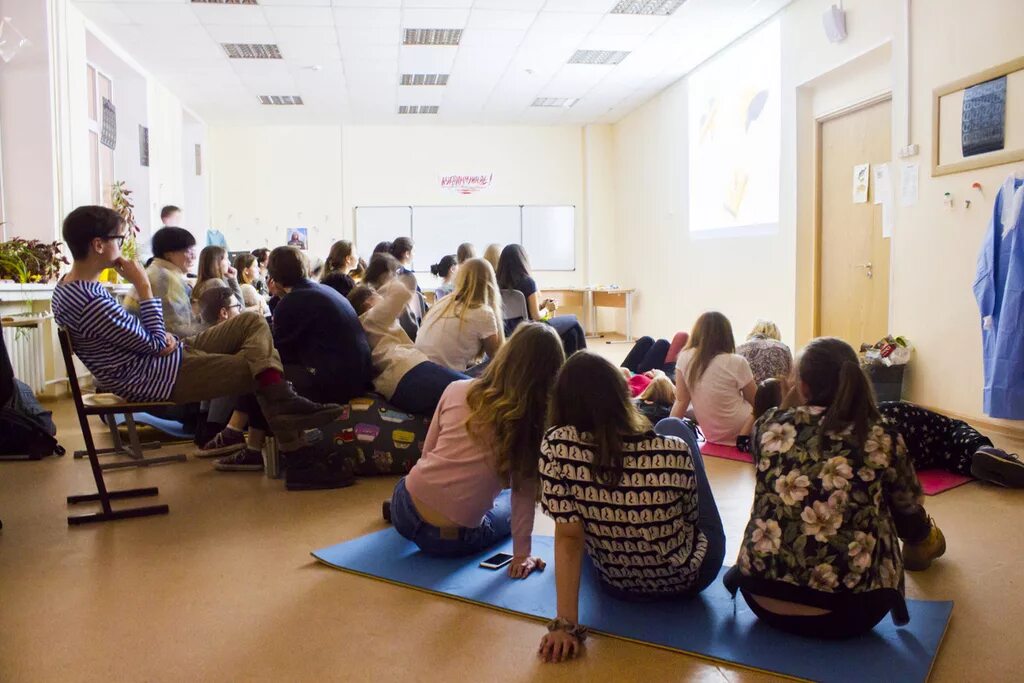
[688,21,780,236]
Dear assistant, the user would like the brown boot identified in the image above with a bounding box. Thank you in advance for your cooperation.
[902,518,946,571]
[257,382,344,433]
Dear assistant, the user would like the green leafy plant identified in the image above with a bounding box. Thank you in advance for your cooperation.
[110,180,141,261]
[0,237,68,283]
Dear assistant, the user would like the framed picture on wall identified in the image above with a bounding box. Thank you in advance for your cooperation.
[100,98,117,150]
[139,125,149,167]
[932,56,1024,176]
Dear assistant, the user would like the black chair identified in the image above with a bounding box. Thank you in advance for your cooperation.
[58,329,171,525]
[500,288,528,337]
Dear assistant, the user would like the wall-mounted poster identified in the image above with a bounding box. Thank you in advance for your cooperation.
[439,173,494,195]
[286,227,308,250]
[962,76,1007,157]
[139,125,149,167]
[100,98,117,150]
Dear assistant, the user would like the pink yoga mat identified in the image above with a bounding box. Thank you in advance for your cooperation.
[698,442,973,496]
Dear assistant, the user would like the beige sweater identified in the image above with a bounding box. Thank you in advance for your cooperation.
[359,281,429,399]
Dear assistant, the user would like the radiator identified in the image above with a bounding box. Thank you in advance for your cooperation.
[2,315,49,395]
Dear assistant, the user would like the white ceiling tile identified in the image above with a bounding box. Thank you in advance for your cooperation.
[591,14,666,36]
[332,0,399,6]
[273,26,338,45]
[396,88,444,106]
[398,46,457,73]
[116,3,200,26]
[204,25,276,45]
[401,0,473,7]
[400,8,470,29]
[577,33,648,51]
[336,27,399,46]
[191,5,267,27]
[340,44,398,62]
[78,3,134,26]
[276,42,341,63]
[465,9,538,31]
[527,12,603,35]
[262,6,334,28]
[541,0,618,13]
[473,0,546,9]
[457,28,526,50]
[261,0,331,5]
[333,8,401,28]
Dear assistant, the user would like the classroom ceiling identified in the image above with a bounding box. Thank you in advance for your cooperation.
[73,0,791,125]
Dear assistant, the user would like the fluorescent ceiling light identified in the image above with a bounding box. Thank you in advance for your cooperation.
[611,0,687,15]
[193,0,258,5]
[400,73,450,86]
[532,97,579,108]
[258,95,303,105]
[398,105,439,114]
[568,50,630,65]
[403,29,462,46]
[222,43,282,59]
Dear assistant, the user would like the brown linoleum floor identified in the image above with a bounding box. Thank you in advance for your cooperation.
[2,342,1022,682]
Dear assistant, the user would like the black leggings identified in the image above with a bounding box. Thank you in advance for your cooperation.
[879,402,991,476]
[741,589,893,639]
[622,336,675,376]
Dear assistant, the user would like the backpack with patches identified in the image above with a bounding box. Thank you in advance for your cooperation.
[0,380,64,458]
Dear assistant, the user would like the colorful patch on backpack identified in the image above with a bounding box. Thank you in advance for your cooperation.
[373,450,394,469]
[379,407,415,423]
[354,423,380,443]
[392,430,415,449]
[336,405,351,421]
[350,397,374,412]
[335,428,355,444]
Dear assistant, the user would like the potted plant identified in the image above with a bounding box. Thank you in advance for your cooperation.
[0,233,68,284]
[110,180,141,262]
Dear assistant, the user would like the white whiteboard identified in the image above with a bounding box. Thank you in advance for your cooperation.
[412,206,521,272]
[354,204,575,271]
[522,205,575,271]
[354,206,411,258]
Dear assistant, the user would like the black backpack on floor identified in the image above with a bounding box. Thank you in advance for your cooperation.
[0,333,63,459]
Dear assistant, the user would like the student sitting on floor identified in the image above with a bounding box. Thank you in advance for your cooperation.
[234,253,270,317]
[671,312,756,446]
[51,207,343,457]
[416,258,504,373]
[754,379,1024,488]
[320,239,360,298]
[457,242,475,264]
[192,245,243,322]
[251,248,270,297]
[482,243,501,273]
[125,226,199,337]
[389,323,564,570]
[430,254,458,301]
[496,244,586,355]
[538,352,726,663]
[725,337,946,640]
[349,279,468,415]
[737,319,793,383]
[198,286,242,330]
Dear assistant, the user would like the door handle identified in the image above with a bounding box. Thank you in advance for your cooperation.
[855,262,873,279]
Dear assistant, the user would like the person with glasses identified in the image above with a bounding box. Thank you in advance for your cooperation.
[198,286,243,329]
[52,206,346,465]
[125,226,201,336]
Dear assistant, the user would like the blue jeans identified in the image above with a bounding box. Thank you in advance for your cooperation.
[390,361,469,416]
[653,417,727,594]
[390,477,513,557]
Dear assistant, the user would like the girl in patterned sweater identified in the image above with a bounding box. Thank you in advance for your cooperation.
[538,352,726,663]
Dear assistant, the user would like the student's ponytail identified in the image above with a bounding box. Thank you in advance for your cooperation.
[800,337,880,444]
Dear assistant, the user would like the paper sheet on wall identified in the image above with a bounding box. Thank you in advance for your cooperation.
[872,163,891,205]
[853,163,870,204]
[900,162,919,207]
[882,200,895,238]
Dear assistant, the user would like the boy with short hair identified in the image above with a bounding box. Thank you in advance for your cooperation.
[52,206,342,450]
[160,205,182,227]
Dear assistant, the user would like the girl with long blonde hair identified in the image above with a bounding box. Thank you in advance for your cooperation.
[389,323,565,576]
[415,258,505,372]
[670,311,757,445]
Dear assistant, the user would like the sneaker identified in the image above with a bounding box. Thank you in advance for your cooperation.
[902,519,946,571]
[971,447,1024,488]
[195,427,247,458]
[283,444,356,491]
[214,447,265,472]
[257,382,345,433]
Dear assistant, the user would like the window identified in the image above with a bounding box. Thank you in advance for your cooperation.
[86,63,114,207]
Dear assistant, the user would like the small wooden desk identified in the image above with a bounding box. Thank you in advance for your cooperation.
[543,286,636,342]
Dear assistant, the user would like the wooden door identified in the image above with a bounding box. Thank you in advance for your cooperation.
[818,99,892,345]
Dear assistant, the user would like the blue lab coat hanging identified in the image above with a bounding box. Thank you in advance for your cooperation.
[974,174,1024,419]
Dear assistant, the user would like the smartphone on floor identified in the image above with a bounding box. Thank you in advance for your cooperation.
[479,552,514,570]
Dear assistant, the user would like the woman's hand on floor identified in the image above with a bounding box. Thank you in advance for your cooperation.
[538,631,581,663]
[508,555,546,579]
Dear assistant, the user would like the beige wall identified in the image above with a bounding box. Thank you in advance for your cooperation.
[608,0,1024,425]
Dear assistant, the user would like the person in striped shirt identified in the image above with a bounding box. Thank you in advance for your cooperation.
[52,206,344,450]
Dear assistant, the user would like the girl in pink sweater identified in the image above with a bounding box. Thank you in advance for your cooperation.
[389,323,565,578]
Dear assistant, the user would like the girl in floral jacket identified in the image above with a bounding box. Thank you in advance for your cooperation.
[724,337,946,639]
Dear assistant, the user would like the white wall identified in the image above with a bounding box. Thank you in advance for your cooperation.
[0,0,59,243]
[181,113,210,244]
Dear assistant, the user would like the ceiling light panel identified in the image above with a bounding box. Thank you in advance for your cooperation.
[192,0,258,5]
[568,49,630,65]
[611,0,687,15]
[398,105,439,114]
[532,97,579,108]
[403,29,463,46]
[222,43,283,59]
[400,73,450,86]
[258,95,304,105]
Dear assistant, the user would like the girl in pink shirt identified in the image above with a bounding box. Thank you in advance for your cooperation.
[390,323,566,578]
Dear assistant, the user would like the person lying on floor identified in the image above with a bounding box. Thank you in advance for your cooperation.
[633,370,676,426]
[537,351,726,663]
[387,323,565,572]
[670,312,756,446]
[725,337,946,640]
[52,206,343,460]
[621,332,689,379]
[736,319,792,384]
[349,278,468,415]
[755,378,1024,488]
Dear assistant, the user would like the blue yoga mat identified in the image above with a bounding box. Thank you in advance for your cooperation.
[313,531,952,683]
[113,413,194,440]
